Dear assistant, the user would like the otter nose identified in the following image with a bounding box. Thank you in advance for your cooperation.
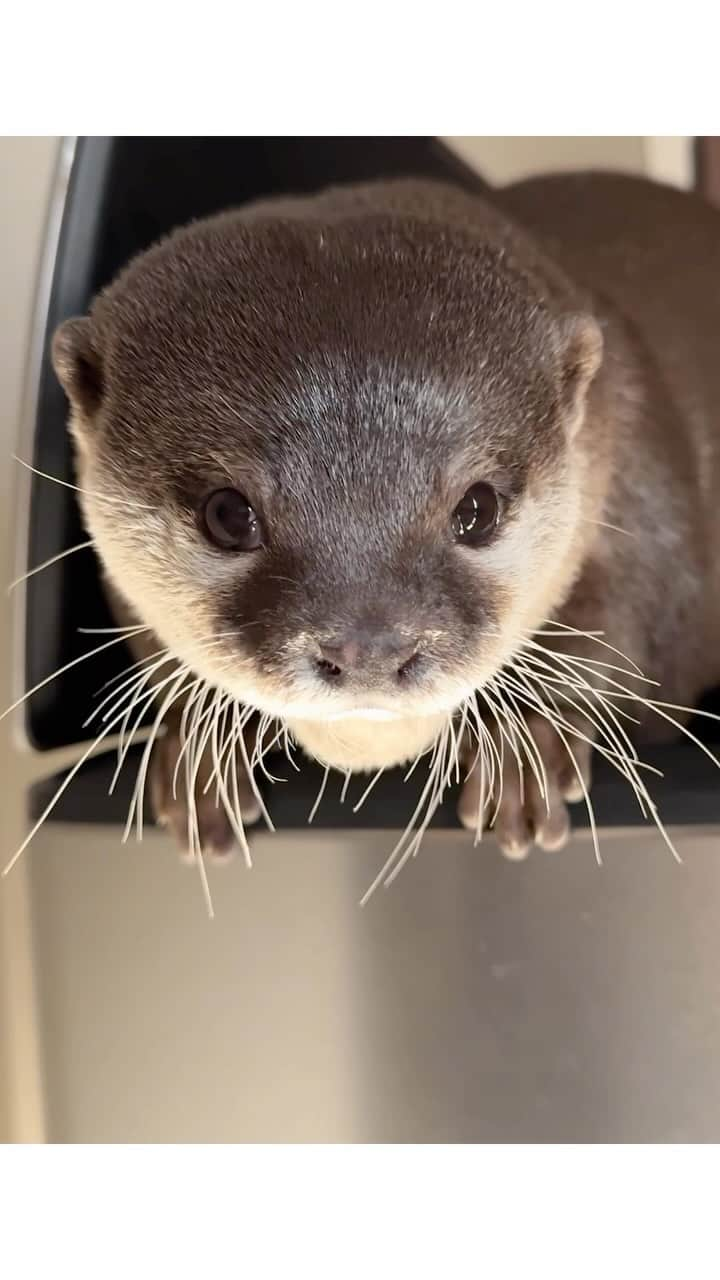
[316,632,420,681]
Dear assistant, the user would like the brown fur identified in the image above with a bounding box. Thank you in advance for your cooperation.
[51,173,720,857]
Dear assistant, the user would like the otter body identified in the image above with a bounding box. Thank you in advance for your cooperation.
[52,172,720,860]
[501,173,720,714]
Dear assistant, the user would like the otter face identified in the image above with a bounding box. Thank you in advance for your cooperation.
[52,201,601,770]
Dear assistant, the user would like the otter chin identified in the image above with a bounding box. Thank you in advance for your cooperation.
[283,711,449,773]
[50,172,720,867]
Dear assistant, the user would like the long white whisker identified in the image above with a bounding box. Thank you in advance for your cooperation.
[361,733,445,904]
[234,703,275,831]
[184,688,228,845]
[527,661,682,863]
[485,677,548,808]
[78,624,158,635]
[0,627,150,726]
[500,673,604,865]
[251,714,286,784]
[594,685,720,779]
[361,722,453,904]
[110,663,190,794]
[501,665,657,805]
[172,680,211,799]
[283,728,301,773]
[208,694,256,865]
[516,648,644,765]
[443,716,458,783]
[473,690,505,832]
[534,620,646,676]
[3,695,144,877]
[464,698,490,841]
[123,668,192,843]
[514,666,657,833]
[88,645,172,712]
[227,747,254,870]
[403,745,432,782]
[87,650,176,729]
[308,765,331,824]
[583,517,636,538]
[183,724,215,920]
[209,697,234,802]
[7,539,95,593]
[515,661,646,765]
[180,684,213,874]
[493,680,545,792]
[14,455,157,511]
[352,767,385,814]
[340,769,353,804]
[384,716,461,888]
[501,661,679,863]
[525,651,712,788]
[535,648,659,687]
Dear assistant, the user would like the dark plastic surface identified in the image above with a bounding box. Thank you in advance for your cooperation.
[28,734,720,831]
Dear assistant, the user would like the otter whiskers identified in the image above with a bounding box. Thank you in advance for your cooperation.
[482,622,720,867]
[7,538,95,593]
[308,765,331,824]
[359,709,469,904]
[7,616,720,915]
[0,623,151,731]
[13,456,157,512]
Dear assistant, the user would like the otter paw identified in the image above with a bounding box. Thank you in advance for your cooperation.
[150,727,261,862]
[457,712,592,859]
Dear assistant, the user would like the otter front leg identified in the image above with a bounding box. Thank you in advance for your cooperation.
[149,707,261,861]
[458,710,594,859]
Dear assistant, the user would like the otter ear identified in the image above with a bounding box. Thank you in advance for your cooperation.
[52,317,104,420]
[556,313,603,438]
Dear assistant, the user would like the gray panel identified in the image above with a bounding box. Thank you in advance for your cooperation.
[28,824,720,1142]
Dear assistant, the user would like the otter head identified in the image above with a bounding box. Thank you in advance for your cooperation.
[52,191,602,771]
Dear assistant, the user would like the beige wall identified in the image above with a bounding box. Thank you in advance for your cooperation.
[0,136,60,1142]
[444,135,646,183]
[444,136,693,188]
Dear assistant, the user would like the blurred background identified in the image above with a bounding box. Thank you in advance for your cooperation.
[3,136,720,1144]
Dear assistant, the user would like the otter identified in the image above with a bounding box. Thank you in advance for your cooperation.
[49,173,720,872]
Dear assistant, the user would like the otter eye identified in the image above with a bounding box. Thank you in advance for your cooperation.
[200,488,263,551]
[452,482,500,546]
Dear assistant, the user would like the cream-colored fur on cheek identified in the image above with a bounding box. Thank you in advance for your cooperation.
[483,460,591,637]
[446,477,583,684]
[74,444,254,679]
[80,478,229,681]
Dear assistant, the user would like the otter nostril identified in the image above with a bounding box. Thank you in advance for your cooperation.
[315,657,343,681]
[397,650,421,680]
[314,636,420,681]
[317,640,359,677]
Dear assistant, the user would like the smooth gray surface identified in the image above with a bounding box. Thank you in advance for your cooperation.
[27,823,720,1142]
